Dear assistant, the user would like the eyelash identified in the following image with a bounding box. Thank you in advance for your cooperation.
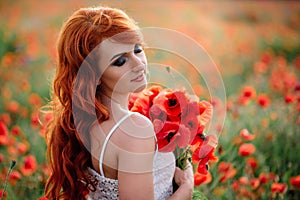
[112,45,143,67]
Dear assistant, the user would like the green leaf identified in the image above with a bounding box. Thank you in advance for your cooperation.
[192,190,208,200]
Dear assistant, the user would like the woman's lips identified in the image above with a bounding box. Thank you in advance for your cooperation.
[131,74,145,82]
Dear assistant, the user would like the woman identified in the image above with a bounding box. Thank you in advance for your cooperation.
[44,6,194,200]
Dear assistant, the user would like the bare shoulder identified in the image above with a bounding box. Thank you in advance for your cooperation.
[115,111,156,153]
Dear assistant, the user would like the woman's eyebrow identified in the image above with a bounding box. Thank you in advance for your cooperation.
[110,52,127,61]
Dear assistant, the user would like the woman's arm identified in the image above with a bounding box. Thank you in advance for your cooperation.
[117,114,156,200]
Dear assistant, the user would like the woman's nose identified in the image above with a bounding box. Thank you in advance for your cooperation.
[131,54,146,72]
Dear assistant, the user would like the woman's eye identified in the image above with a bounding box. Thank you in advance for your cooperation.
[112,57,126,67]
[134,45,143,54]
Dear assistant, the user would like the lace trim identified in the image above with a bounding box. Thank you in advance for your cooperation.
[86,167,119,200]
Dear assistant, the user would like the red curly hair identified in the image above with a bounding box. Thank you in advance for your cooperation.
[44,6,143,199]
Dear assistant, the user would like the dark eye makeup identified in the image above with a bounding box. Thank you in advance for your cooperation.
[134,44,143,54]
[112,57,127,67]
[112,44,143,67]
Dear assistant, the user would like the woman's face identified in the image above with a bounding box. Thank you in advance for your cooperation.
[98,39,147,96]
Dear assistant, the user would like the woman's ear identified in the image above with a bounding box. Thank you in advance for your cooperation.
[97,79,102,86]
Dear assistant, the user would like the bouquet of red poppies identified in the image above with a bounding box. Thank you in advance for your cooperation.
[128,85,218,174]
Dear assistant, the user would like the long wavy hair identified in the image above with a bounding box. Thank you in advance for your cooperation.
[44,6,143,199]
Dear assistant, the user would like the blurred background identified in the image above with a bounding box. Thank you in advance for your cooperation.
[0,1,299,199]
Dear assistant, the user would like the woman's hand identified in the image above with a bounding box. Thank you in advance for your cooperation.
[169,162,194,200]
[174,163,194,189]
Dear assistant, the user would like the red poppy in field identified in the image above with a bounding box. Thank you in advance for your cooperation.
[11,125,21,135]
[31,113,40,128]
[28,93,42,106]
[17,142,29,154]
[258,173,269,184]
[0,113,11,125]
[271,182,287,194]
[254,61,268,74]
[246,157,258,171]
[219,166,237,183]
[242,86,256,99]
[38,197,49,200]
[240,129,255,141]
[260,51,273,65]
[284,93,296,104]
[290,174,300,190]
[239,176,249,185]
[5,100,19,113]
[250,178,260,190]
[9,171,22,186]
[238,143,256,156]
[218,161,231,173]
[239,96,250,106]
[0,189,6,198]
[20,154,38,176]
[257,94,271,108]
[194,171,212,185]
[0,121,9,145]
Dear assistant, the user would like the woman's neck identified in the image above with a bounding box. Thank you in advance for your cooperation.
[101,93,129,111]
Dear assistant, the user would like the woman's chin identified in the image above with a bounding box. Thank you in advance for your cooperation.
[132,82,147,93]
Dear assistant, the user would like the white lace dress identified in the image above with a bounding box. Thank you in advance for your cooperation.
[86,112,175,200]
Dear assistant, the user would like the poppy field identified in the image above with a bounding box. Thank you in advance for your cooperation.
[0,1,300,199]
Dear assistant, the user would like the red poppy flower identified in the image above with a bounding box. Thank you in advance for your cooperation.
[20,155,38,176]
[239,176,249,185]
[250,178,260,190]
[239,96,250,106]
[220,167,237,183]
[31,113,40,128]
[290,175,300,190]
[240,129,255,141]
[149,104,167,123]
[17,142,29,154]
[238,143,256,156]
[246,157,258,171]
[28,93,42,106]
[285,93,296,104]
[257,94,271,108]
[11,125,21,135]
[155,121,190,152]
[192,135,218,174]
[9,171,22,186]
[242,86,256,99]
[0,121,9,145]
[194,171,212,186]
[271,182,287,194]
[197,101,213,126]
[190,126,205,146]
[38,197,49,200]
[254,61,268,74]
[0,189,6,199]
[218,161,231,173]
[5,100,19,113]
[259,173,269,184]
[153,90,188,122]
[181,109,198,142]
[129,85,162,117]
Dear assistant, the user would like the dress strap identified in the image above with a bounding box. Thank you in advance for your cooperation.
[99,112,133,177]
